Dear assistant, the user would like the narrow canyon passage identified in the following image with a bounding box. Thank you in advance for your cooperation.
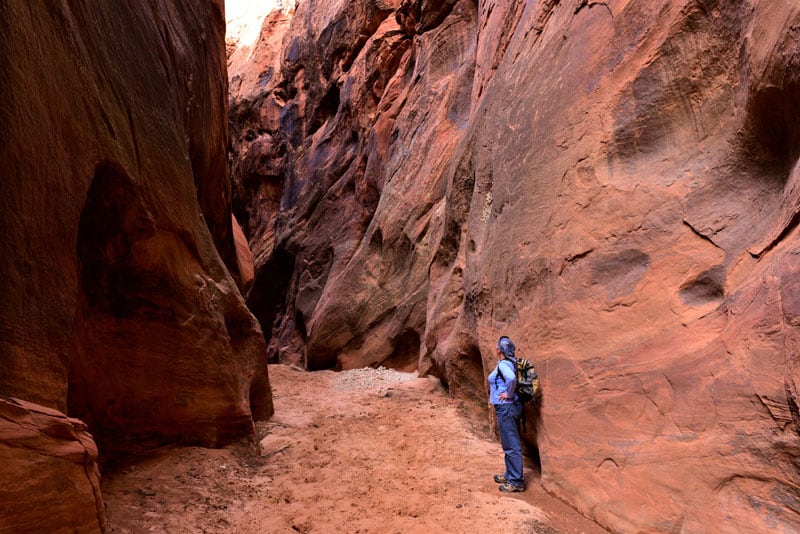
[5,1,800,531]
[102,365,606,533]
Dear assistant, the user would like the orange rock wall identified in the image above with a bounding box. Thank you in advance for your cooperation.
[0,0,272,461]
[230,0,800,530]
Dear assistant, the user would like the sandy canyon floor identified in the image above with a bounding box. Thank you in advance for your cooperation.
[102,364,607,533]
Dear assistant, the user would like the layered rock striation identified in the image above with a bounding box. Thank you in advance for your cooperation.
[1,2,272,526]
[229,0,800,531]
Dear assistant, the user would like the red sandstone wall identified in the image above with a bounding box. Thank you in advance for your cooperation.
[229,0,800,531]
[0,0,271,462]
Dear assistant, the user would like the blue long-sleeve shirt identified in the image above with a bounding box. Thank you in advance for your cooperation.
[488,359,517,404]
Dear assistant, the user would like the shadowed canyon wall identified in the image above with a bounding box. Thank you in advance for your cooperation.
[229,0,800,531]
[1,2,271,529]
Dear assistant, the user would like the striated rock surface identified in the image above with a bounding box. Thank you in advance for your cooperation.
[0,397,105,533]
[229,0,800,531]
[233,214,256,294]
[0,0,272,463]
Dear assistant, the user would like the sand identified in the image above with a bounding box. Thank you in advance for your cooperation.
[102,364,607,533]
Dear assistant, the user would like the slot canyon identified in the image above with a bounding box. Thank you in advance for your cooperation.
[2,0,800,532]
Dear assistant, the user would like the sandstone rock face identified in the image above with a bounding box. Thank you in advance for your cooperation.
[0,0,272,462]
[0,398,105,533]
[229,0,800,531]
[233,214,256,293]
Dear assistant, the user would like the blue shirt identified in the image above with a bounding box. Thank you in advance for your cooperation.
[488,359,517,404]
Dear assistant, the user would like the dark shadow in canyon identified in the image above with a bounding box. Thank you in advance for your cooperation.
[246,245,295,362]
[382,328,421,372]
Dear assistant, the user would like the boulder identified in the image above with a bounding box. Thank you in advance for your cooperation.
[0,398,105,533]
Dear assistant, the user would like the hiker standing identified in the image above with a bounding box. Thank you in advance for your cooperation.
[489,335,525,492]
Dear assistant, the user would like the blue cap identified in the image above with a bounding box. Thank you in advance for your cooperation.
[497,336,516,358]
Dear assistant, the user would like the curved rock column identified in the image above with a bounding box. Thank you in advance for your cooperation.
[0,1,272,459]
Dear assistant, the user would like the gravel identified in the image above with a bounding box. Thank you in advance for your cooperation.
[329,366,419,391]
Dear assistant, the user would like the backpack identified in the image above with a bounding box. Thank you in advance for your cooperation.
[513,357,540,404]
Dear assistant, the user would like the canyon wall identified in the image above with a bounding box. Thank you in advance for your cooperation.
[229,0,800,531]
[0,2,272,526]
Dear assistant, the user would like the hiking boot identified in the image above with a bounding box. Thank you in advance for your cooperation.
[498,483,525,493]
[493,474,508,484]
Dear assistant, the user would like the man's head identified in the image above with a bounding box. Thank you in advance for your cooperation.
[497,336,515,359]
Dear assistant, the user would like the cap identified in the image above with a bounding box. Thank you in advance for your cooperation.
[497,336,516,358]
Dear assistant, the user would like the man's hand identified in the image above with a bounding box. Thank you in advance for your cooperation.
[498,392,509,401]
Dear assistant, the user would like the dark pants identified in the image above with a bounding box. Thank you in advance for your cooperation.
[495,400,524,487]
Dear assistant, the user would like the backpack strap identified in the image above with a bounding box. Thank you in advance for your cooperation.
[494,358,516,387]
